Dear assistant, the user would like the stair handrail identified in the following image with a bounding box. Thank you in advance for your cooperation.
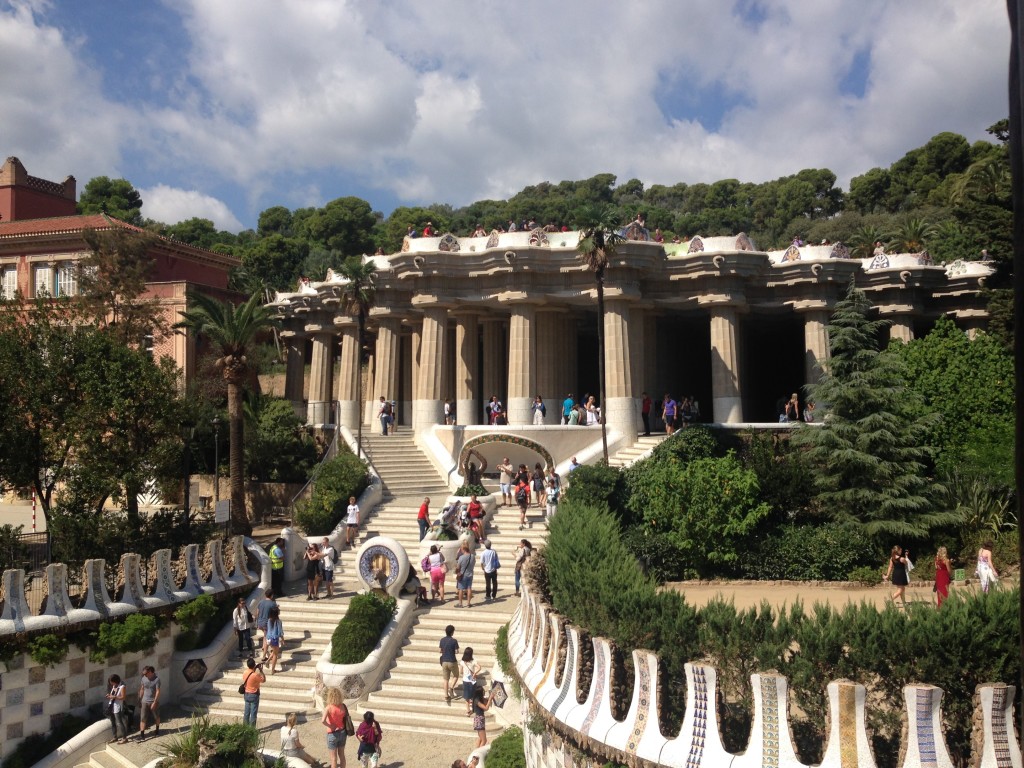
[290,409,341,509]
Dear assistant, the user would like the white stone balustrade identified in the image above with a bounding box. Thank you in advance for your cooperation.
[0,536,255,638]
[511,581,1022,768]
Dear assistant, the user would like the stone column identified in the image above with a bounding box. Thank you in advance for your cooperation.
[802,309,831,386]
[643,314,658,397]
[534,310,562,423]
[414,307,447,428]
[889,317,914,344]
[455,313,480,425]
[481,318,506,423]
[709,306,743,423]
[628,307,646,399]
[281,331,306,417]
[603,300,636,440]
[507,304,537,425]
[335,323,359,431]
[306,330,335,425]
[371,317,401,406]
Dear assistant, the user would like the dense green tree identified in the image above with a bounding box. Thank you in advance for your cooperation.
[243,396,317,482]
[257,205,294,237]
[791,282,956,542]
[162,217,237,250]
[238,233,309,292]
[300,196,376,255]
[77,176,144,225]
[175,293,275,535]
[78,227,165,343]
[893,317,1014,486]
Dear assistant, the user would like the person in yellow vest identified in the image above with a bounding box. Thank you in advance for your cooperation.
[269,537,286,596]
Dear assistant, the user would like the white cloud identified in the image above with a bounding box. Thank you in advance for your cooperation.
[140,184,243,232]
[0,0,1012,227]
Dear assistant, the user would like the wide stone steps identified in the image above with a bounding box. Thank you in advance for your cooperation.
[191,588,351,722]
[607,433,667,468]
[75,749,136,768]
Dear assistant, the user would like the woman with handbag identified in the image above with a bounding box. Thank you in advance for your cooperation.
[232,597,255,658]
[265,606,285,674]
[428,545,447,602]
[105,674,128,744]
[322,686,352,768]
[469,683,495,748]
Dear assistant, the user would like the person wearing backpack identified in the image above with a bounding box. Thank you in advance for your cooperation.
[378,396,393,436]
[515,479,530,530]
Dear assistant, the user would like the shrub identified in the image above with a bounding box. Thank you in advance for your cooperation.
[621,526,688,582]
[175,594,218,633]
[847,565,883,584]
[454,483,487,497]
[0,524,27,574]
[27,633,68,667]
[174,594,233,652]
[161,714,267,768]
[738,522,878,581]
[295,451,370,535]
[90,613,158,663]
[495,623,521,699]
[0,714,89,768]
[486,725,526,768]
[330,592,396,665]
[562,463,624,512]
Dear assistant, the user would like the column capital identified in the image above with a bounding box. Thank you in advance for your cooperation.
[790,299,835,313]
[876,303,919,316]
[303,324,337,335]
[698,293,749,310]
[279,329,308,340]
[331,316,358,329]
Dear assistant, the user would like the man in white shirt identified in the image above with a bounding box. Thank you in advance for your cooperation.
[497,458,513,507]
[320,538,337,598]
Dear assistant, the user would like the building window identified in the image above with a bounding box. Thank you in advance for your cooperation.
[55,263,77,297]
[33,265,52,298]
[0,267,16,299]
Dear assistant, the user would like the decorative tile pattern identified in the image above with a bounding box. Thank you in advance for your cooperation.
[6,687,24,706]
[7,722,23,739]
[991,686,1013,768]
[486,231,500,249]
[47,564,68,616]
[69,690,85,708]
[580,641,607,737]
[528,228,550,247]
[50,713,65,731]
[625,653,651,754]
[550,626,576,715]
[914,688,938,768]
[760,675,780,767]
[29,701,43,717]
[868,253,890,270]
[342,674,365,699]
[69,657,85,675]
[830,242,851,259]
[688,237,704,253]
[438,233,461,252]
[182,658,208,684]
[48,678,65,696]
[89,670,104,688]
[358,544,401,590]
[917,251,933,265]
[685,666,709,768]
[838,684,858,768]
[782,245,801,262]
[28,666,45,684]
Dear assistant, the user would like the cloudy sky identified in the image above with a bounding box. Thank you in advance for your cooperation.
[0,0,1010,232]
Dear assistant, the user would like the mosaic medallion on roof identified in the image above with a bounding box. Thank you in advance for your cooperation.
[528,228,550,247]
[486,230,501,249]
[869,253,890,270]
[688,236,704,253]
[782,245,801,262]
[438,234,460,252]
[735,233,755,251]
[830,243,851,259]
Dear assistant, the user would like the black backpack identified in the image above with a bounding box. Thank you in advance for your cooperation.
[515,486,528,503]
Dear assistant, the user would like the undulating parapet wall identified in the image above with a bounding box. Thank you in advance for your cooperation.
[509,578,1022,768]
[0,536,256,637]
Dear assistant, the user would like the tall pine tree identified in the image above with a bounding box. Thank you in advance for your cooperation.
[793,280,955,543]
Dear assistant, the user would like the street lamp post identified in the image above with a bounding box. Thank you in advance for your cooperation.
[182,424,195,538]
[212,415,221,506]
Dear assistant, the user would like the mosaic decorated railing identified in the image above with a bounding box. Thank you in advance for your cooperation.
[509,580,1022,768]
[0,537,256,636]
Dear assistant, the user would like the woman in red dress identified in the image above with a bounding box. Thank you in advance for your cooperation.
[934,546,953,607]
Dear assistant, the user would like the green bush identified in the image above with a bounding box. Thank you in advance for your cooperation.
[174,594,234,652]
[494,623,522,699]
[295,450,370,535]
[329,592,396,665]
[161,714,267,768]
[486,725,526,768]
[27,633,68,667]
[621,526,688,582]
[562,463,624,512]
[0,524,27,573]
[175,594,218,633]
[738,522,878,581]
[454,483,487,497]
[0,714,89,768]
[541,505,1022,768]
[90,613,158,663]
[847,565,884,584]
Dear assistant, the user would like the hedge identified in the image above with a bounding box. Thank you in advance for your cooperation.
[330,592,397,665]
[295,450,370,535]
[541,500,1020,768]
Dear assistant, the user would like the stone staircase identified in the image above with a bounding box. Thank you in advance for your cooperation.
[607,433,667,468]
[75,747,137,768]
[190,587,353,723]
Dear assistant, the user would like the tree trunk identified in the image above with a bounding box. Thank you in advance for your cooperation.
[596,270,609,464]
[227,379,251,535]
[356,310,365,460]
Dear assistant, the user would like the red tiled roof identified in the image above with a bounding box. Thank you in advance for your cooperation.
[0,213,143,238]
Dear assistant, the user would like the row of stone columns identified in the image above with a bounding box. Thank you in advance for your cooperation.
[284,303,852,432]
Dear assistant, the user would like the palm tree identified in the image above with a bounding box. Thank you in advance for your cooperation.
[849,224,886,258]
[576,206,624,464]
[336,256,377,458]
[887,216,937,253]
[176,292,274,535]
